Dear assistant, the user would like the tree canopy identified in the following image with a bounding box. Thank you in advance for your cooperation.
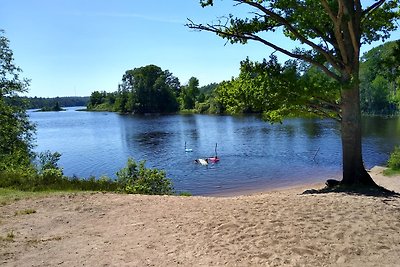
[189,0,399,87]
[215,57,341,121]
[116,65,180,114]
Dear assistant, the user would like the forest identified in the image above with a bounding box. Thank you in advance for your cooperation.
[88,40,400,116]
[23,96,89,109]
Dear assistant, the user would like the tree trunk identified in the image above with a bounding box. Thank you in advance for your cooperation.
[340,83,377,186]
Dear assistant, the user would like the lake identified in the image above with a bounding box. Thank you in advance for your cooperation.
[28,107,400,195]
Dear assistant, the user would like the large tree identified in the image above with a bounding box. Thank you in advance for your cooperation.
[0,30,35,170]
[118,65,180,114]
[187,0,400,186]
[181,77,200,109]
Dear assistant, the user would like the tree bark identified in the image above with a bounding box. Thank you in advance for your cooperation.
[340,82,377,186]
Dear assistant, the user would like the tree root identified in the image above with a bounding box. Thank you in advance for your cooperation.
[302,179,399,197]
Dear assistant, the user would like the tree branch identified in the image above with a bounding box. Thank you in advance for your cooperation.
[321,0,337,23]
[343,1,360,58]
[307,103,341,122]
[233,0,342,72]
[186,19,342,81]
[332,0,349,67]
[362,0,386,18]
[311,95,341,110]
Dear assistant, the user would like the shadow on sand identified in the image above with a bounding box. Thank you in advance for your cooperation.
[302,179,400,198]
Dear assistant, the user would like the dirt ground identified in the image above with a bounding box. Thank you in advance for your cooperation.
[1,166,400,266]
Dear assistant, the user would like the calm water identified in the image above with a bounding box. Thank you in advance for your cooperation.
[28,107,400,195]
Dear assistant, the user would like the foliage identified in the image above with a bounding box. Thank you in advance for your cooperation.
[116,65,180,114]
[0,153,176,196]
[360,40,400,115]
[178,191,192,196]
[216,56,340,122]
[87,66,223,115]
[382,168,400,176]
[188,0,400,116]
[36,150,62,172]
[199,82,219,94]
[116,158,174,195]
[0,30,35,172]
[36,101,65,112]
[23,96,89,109]
[387,146,400,170]
[0,149,117,192]
[87,65,181,114]
[180,77,200,110]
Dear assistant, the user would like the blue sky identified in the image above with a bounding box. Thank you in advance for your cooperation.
[2,0,399,97]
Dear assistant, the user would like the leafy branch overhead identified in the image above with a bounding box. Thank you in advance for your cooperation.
[216,56,342,122]
[188,0,399,82]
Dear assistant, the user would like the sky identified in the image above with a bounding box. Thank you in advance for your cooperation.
[2,0,400,97]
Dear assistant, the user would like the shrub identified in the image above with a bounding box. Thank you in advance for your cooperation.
[39,168,64,186]
[36,151,62,173]
[116,158,174,195]
[388,146,400,170]
[179,192,192,196]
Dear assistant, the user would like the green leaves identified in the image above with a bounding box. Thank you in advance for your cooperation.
[0,30,35,171]
[388,146,400,170]
[180,77,200,110]
[215,56,340,122]
[116,158,174,195]
[117,65,180,114]
[189,0,400,83]
[360,40,400,114]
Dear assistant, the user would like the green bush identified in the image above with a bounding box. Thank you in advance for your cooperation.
[36,151,62,173]
[1,152,176,195]
[388,146,400,170]
[116,158,174,195]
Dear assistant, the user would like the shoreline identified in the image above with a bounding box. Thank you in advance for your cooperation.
[1,166,399,266]
[208,165,399,197]
[205,180,326,197]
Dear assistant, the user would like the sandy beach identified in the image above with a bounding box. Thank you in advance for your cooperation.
[1,167,400,267]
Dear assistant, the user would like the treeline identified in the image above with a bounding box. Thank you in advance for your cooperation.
[24,96,89,109]
[88,41,399,116]
[360,40,400,115]
[213,41,400,119]
[87,64,220,114]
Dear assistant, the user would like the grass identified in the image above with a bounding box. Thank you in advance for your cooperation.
[7,231,15,240]
[15,208,36,216]
[178,192,192,196]
[383,168,400,176]
[0,188,92,206]
[0,188,42,206]
[0,230,15,242]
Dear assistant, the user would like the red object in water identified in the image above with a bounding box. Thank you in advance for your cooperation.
[208,157,220,163]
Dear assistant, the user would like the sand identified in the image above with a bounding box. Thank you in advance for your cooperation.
[1,167,400,267]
